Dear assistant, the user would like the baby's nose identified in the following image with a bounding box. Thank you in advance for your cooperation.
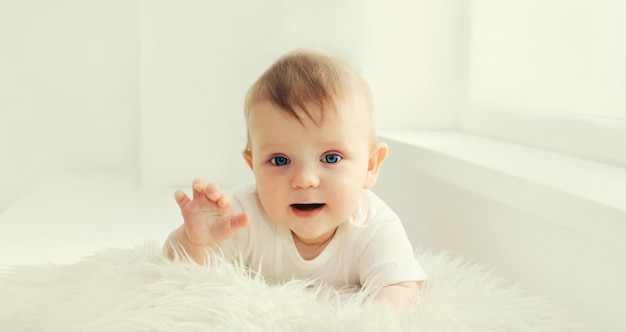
[291,165,320,189]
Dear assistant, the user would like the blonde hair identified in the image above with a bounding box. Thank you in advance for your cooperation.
[243,49,374,152]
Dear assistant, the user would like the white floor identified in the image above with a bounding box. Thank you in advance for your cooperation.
[0,172,183,266]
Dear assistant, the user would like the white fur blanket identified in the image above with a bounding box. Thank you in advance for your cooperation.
[0,243,578,331]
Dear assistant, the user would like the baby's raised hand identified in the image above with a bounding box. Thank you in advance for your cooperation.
[174,179,250,247]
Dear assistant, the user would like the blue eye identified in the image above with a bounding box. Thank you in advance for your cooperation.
[321,153,342,164]
[270,156,290,166]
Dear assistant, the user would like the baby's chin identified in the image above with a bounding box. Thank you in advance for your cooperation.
[289,226,338,245]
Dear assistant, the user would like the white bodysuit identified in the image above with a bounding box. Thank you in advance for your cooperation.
[219,183,427,292]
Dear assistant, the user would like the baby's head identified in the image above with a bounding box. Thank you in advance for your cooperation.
[243,49,377,153]
[242,49,388,242]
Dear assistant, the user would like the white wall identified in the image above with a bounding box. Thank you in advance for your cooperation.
[0,0,140,213]
[468,0,625,119]
[364,0,467,131]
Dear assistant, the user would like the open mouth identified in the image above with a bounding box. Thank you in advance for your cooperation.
[290,203,325,211]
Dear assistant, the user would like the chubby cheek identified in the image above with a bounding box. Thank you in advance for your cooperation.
[330,187,362,218]
[254,173,287,218]
[325,172,365,213]
[252,167,273,192]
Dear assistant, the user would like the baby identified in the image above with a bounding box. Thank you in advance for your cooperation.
[164,49,427,309]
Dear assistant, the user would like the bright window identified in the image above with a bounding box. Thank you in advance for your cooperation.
[462,0,626,167]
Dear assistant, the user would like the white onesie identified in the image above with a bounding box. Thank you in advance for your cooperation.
[219,183,427,292]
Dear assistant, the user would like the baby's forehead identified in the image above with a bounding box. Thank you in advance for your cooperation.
[249,96,370,126]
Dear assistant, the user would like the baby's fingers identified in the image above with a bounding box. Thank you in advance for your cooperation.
[231,212,250,230]
[211,212,250,242]
[174,190,191,209]
[204,183,225,204]
[211,190,232,209]
[192,178,206,200]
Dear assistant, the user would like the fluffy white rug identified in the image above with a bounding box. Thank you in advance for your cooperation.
[0,243,579,331]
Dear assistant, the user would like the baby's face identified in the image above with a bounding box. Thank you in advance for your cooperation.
[246,100,374,244]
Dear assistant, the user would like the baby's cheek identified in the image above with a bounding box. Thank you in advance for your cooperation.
[257,187,283,216]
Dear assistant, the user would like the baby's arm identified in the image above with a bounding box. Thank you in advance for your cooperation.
[374,281,422,310]
[163,179,250,264]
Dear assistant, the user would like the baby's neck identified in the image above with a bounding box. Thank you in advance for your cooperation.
[291,228,337,261]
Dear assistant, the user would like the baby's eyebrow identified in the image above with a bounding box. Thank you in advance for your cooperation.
[254,144,292,158]
[256,143,289,152]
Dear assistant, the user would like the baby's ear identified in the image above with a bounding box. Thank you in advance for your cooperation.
[364,143,388,189]
[243,150,254,170]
